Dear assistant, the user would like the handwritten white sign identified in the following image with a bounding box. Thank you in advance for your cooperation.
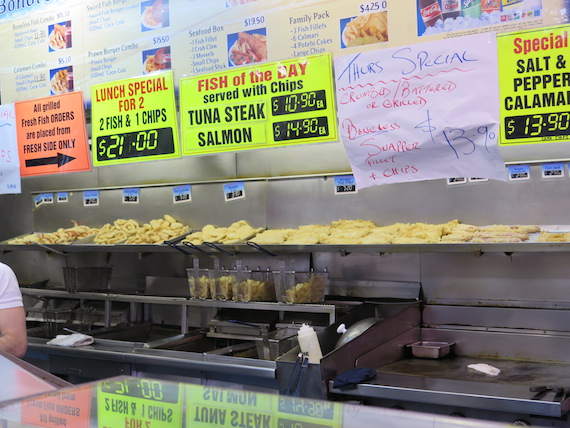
[334,33,506,189]
[0,104,21,194]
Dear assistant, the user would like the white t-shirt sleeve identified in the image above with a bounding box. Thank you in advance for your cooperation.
[0,263,23,309]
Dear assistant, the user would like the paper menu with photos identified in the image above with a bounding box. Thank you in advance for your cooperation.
[0,4,83,103]
[334,32,507,189]
[0,104,21,194]
[0,0,566,107]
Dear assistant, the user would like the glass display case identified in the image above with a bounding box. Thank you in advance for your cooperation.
[0,350,69,403]
[0,373,509,428]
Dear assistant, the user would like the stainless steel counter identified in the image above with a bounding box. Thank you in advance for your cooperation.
[26,336,278,388]
[330,355,570,417]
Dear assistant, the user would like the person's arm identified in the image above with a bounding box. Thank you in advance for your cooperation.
[0,306,27,357]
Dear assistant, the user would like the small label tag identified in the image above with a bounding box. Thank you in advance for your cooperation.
[173,185,192,203]
[447,177,467,185]
[84,190,100,206]
[224,182,245,201]
[508,165,530,181]
[542,163,564,178]
[34,194,43,208]
[334,175,358,194]
[123,188,140,204]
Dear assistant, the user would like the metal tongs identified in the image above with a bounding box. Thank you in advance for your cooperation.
[529,385,568,402]
[284,352,310,396]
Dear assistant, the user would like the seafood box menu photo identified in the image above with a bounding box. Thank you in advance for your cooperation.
[228,29,267,66]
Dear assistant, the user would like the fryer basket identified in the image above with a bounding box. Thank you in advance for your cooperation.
[63,267,112,293]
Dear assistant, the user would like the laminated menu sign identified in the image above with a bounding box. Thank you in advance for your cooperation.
[276,396,342,428]
[186,385,342,428]
[186,385,273,428]
[498,24,570,145]
[334,32,507,188]
[179,53,338,155]
[0,104,21,194]
[90,70,180,166]
[21,386,92,428]
[97,378,183,428]
[15,91,91,177]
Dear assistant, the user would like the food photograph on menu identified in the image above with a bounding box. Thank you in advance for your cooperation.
[227,28,268,66]
[48,20,71,51]
[339,12,389,48]
[417,0,543,36]
[142,46,171,74]
[141,0,169,31]
[49,66,72,95]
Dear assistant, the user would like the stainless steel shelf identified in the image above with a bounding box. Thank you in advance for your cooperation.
[20,288,336,323]
[5,241,570,254]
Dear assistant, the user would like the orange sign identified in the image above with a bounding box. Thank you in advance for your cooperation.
[15,92,91,176]
[21,385,92,428]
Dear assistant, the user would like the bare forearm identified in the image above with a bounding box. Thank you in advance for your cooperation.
[0,333,27,357]
[0,307,28,357]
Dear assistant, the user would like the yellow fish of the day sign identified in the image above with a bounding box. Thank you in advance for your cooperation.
[498,25,570,146]
[179,53,338,155]
[186,385,342,428]
[91,71,180,166]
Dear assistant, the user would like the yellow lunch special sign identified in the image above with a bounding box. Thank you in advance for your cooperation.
[97,378,183,428]
[90,71,180,165]
[498,24,570,146]
[179,53,338,155]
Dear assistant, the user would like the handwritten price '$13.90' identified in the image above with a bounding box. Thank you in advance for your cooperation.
[416,110,495,159]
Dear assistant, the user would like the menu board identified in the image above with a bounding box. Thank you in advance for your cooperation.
[0,0,567,107]
[498,24,570,145]
[0,0,566,175]
[179,53,338,155]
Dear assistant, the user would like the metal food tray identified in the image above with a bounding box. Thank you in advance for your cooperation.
[9,228,570,254]
[178,231,260,246]
[407,341,453,359]
[115,231,192,246]
[2,231,100,246]
[0,232,45,245]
